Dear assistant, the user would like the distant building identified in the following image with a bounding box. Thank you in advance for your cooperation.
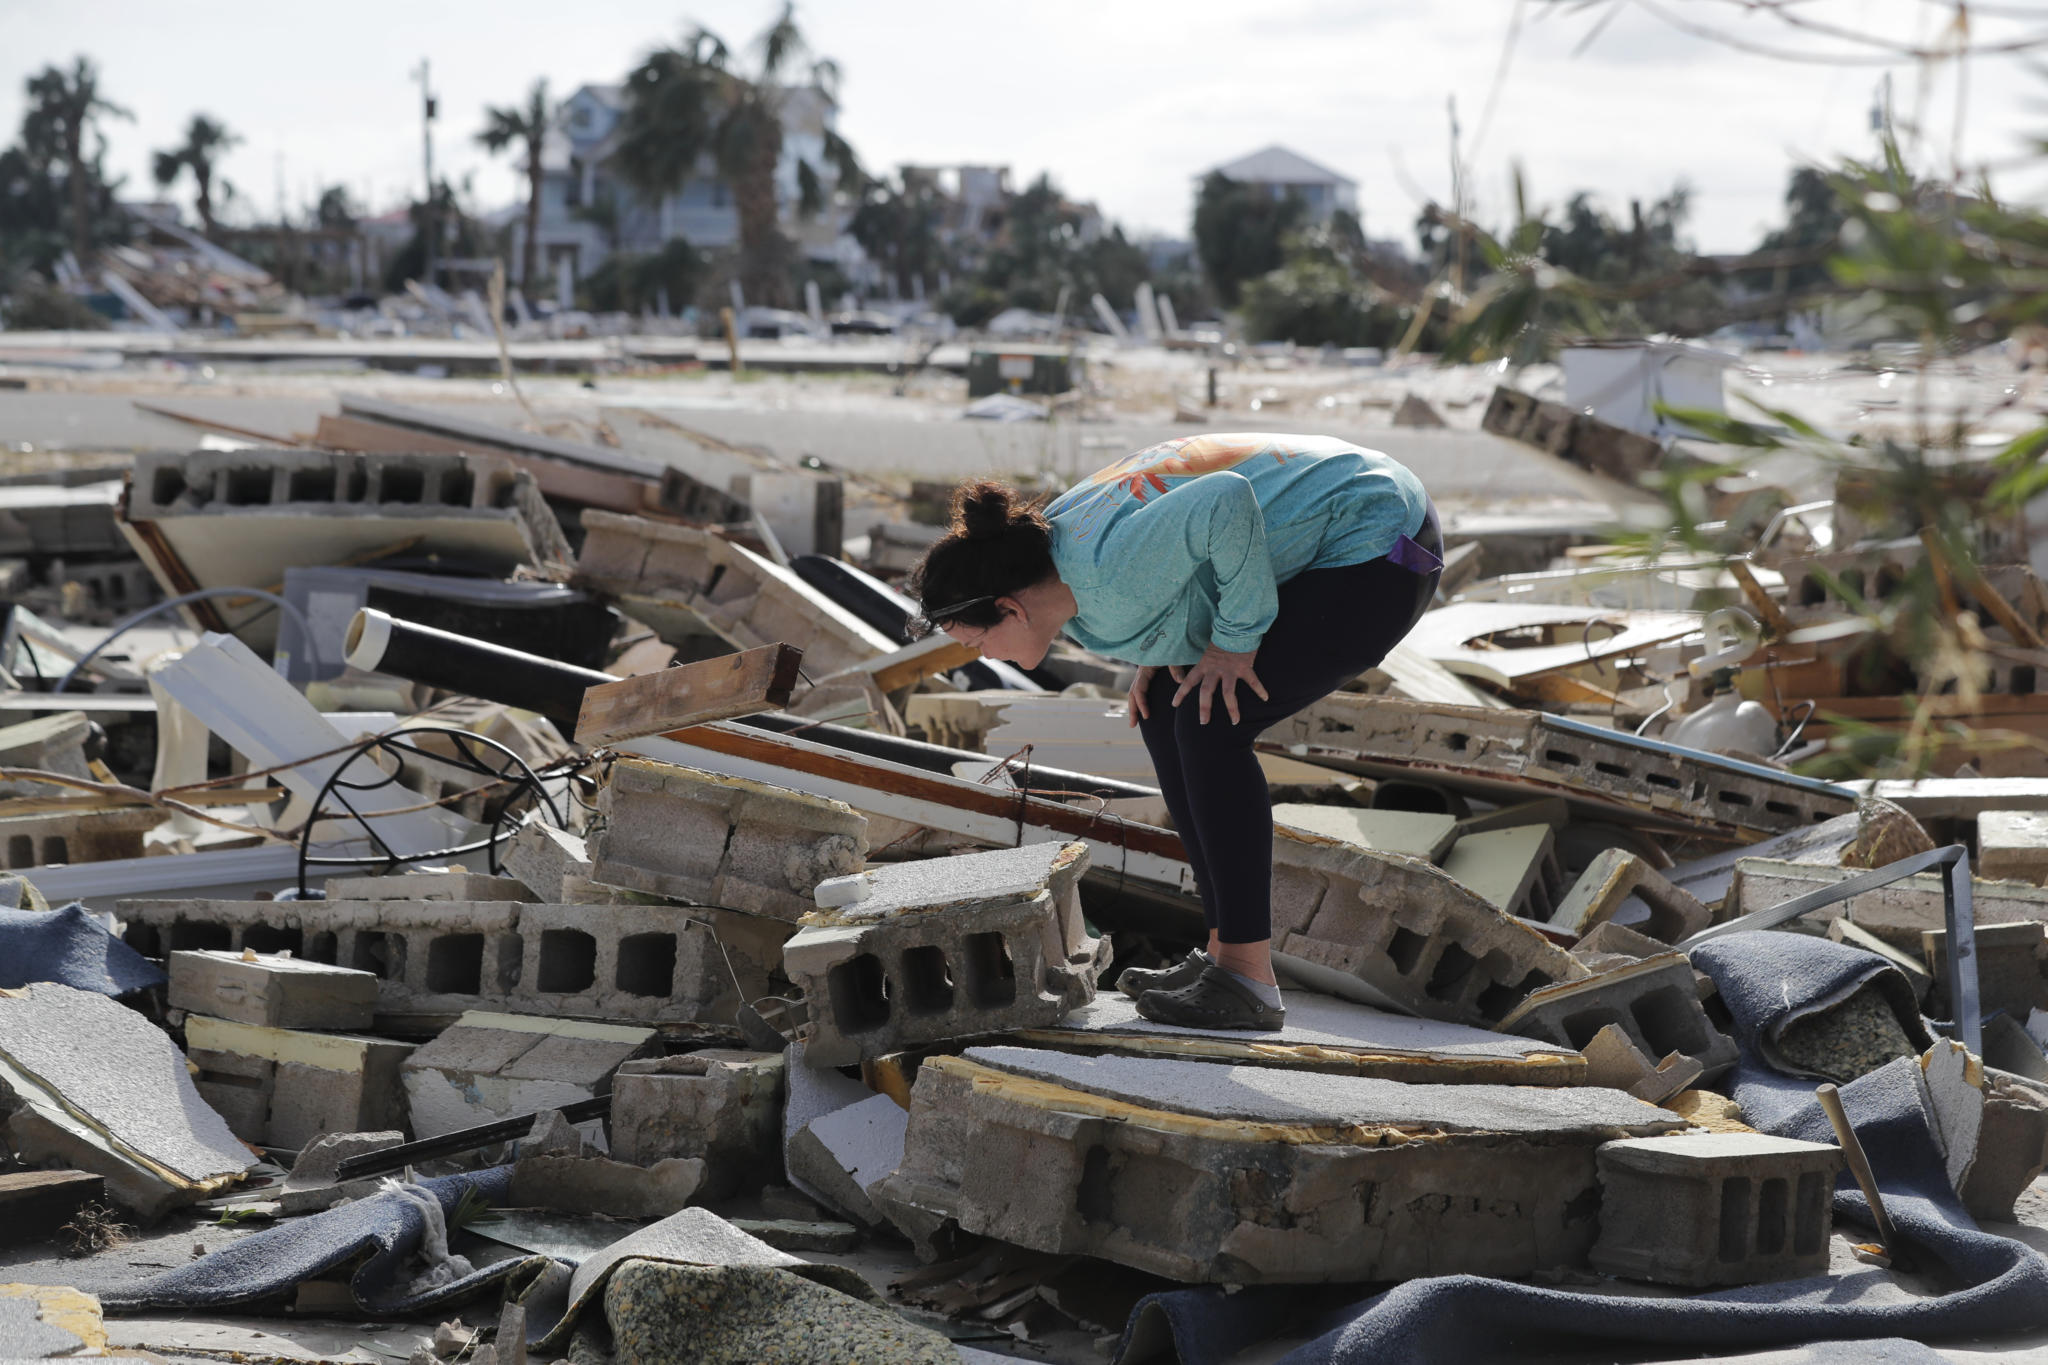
[1203,145,1358,222]
[514,80,861,295]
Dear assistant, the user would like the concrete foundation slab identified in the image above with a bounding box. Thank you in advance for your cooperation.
[876,1045,1683,1284]
[1018,991,1584,1085]
[400,1011,656,1139]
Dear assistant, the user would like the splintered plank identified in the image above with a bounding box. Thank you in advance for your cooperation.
[577,643,804,745]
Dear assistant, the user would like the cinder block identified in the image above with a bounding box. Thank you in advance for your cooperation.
[0,806,165,869]
[1726,858,2048,949]
[1263,693,1854,840]
[1500,954,1738,1085]
[589,755,868,920]
[169,950,379,1031]
[400,1010,656,1139]
[1270,828,1588,1028]
[1978,810,2048,884]
[323,870,537,902]
[782,842,1106,1066]
[876,1046,1685,1284]
[1590,1133,1842,1286]
[118,894,748,1026]
[185,1014,414,1150]
[1580,1024,1703,1104]
[1550,848,1711,944]
[501,820,592,901]
[1922,921,2048,1019]
[611,1050,785,1194]
[0,711,92,800]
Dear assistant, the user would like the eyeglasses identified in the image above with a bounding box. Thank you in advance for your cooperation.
[919,594,995,624]
[908,594,996,639]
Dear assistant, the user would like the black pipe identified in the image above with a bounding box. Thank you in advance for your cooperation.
[347,608,1160,799]
[332,1094,611,1181]
[347,608,609,731]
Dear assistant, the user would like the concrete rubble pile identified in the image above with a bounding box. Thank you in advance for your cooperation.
[6,390,2048,1364]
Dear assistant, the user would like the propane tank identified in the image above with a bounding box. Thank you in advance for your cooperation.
[1668,669,1779,757]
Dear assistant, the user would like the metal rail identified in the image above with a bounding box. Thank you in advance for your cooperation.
[1678,843,1979,1054]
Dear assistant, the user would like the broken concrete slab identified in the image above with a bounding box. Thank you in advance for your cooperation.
[783,842,1105,1066]
[779,1041,876,1216]
[1549,848,1710,944]
[589,755,868,920]
[1437,823,1562,922]
[169,949,379,1031]
[1499,955,1738,1085]
[323,869,538,902]
[611,1050,784,1195]
[184,1014,413,1151]
[785,1092,906,1228]
[1268,828,1589,1029]
[1976,810,2048,884]
[725,1218,860,1253]
[401,1011,657,1139]
[0,982,255,1220]
[1589,1133,1842,1287]
[288,1130,403,1186]
[0,711,92,800]
[573,511,898,676]
[876,1045,1684,1284]
[1270,805,1458,862]
[1261,694,1855,840]
[1017,990,1585,1085]
[500,821,591,902]
[507,1153,704,1220]
[1963,1071,2048,1221]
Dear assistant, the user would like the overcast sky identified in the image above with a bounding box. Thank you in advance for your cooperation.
[1,0,2041,254]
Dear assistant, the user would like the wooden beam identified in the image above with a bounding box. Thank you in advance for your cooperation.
[822,634,984,694]
[1728,559,1793,639]
[1922,530,2047,649]
[576,644,803,746]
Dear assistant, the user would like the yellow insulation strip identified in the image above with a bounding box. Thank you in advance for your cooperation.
[926,1054,1445,1148]
[1009,1029,1586,1079]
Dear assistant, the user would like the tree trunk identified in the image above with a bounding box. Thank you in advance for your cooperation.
[523,140,543,289]
[64,127,88,267]
[732,130,791,310]
[196,168,215,237]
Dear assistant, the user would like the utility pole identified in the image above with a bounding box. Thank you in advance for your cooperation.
[414,59,438,289]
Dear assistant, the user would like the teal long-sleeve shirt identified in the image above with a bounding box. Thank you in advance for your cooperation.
[1044,433,1429,666]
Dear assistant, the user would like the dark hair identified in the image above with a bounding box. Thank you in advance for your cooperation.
[905,480,1055,637]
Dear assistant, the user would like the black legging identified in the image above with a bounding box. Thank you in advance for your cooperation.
[1135,507,1443,944]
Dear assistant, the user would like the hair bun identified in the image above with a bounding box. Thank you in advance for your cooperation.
[953,481,1018,541]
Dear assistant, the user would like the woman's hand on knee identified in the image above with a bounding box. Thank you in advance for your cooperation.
[1171,644,1269,725]
[1126,666,1159,726]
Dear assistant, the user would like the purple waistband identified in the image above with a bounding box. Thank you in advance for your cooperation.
[1387,532,1443,575]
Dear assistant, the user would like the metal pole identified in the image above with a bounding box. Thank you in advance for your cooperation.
[1945,853,1980,1055]
[415,59,438,290]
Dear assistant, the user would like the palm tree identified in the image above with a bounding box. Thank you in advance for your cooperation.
[152,114,239,237]
[22,58,130,266]
[611,3,861,308]
[477,80,552,289]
